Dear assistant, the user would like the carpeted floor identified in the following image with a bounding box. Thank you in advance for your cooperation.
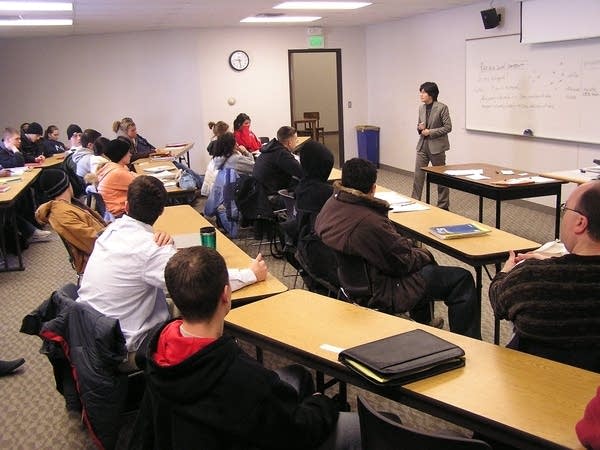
[0,167,555,449]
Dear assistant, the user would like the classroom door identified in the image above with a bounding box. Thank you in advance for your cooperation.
[288,49,344,167]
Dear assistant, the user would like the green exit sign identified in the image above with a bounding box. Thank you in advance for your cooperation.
[308,35,325,48]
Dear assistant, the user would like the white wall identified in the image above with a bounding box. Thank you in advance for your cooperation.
[366,0,599,204]
[0,26,367,173]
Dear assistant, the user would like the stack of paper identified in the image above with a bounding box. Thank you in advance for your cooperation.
[143,165,175,173]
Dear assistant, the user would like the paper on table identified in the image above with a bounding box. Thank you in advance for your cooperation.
[529,176,556,183]
[151,171,177,180]
[466,173,490,180]
[374,191,428,212]
[375,191,412,204]
[143,165,175,173]
[500,170,514,175]
[390,203,430,213]
[444,169,484,176]
[9,167,26,176]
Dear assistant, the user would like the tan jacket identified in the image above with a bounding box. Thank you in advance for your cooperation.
[36,199,106,273]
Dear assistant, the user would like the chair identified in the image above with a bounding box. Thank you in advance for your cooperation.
[333,251,372,304]
[334,250,436,321]
[357,396,492,450]
[58,234,84,286]
[20,285,144,450]
[86,185,114,223]
[259,136,269,145]
[303,111,325,144]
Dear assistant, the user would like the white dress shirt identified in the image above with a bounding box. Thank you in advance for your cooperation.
[77,214,256,351]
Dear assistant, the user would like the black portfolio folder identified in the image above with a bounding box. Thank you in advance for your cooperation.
[338,329,465,386]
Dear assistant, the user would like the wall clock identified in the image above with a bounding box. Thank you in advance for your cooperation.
[229,50,249,71]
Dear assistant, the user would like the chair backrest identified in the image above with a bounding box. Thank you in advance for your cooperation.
[259,136,270,144]
[277,189,296,219]
[303,111,320,122]
[333,251,372,303]
[357,396,492,450]
[85,185,113,223]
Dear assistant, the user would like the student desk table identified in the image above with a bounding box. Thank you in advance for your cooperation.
[540,169,600,185]
[328,167,341,181]
[154,142,194,167]
[154,205,287,305]
[0,168,41,271]
[132,158,195,199]
[379,187,540,344]
[225,290,599,450]
[422,163,565,238]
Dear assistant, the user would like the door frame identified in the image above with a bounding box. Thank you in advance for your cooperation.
[288,48,344,165]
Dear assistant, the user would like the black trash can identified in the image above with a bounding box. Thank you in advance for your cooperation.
[356,125,380,167]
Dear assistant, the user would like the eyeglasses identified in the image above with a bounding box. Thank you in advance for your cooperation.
[560,202,586,218]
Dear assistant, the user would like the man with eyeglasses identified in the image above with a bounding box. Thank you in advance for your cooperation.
[489,181,600,372]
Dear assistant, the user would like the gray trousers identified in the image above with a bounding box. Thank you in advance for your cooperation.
[411,148,449,210]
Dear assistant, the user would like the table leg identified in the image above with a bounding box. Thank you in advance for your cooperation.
[425,175,431,204]
[555,191,561,239]
[0,207,25,272]
[495,200,501,230]
[479,197,484,223]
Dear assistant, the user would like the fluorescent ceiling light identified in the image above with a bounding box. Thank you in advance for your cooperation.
[274,1,372,9]
[0,18,72,26]
[0,2,72,11]
[241,16,321,23]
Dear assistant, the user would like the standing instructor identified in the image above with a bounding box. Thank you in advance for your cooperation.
[411,81,452,210]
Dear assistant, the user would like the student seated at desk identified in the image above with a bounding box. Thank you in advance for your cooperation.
[113,117,155,162]
[35,169,106,274]
[315,158,481,339]
[204,132,254,236]
[77,176,267,371]
[130,246,359,450]
[41,125,66,156]
[74,129,102,179]
[93,139,137,218]
[253,125,304,200]
[233,112,261,152]
[489,181,600,372]
[294,141,339,292]
[577,386,600,450]
[20,122,46,164]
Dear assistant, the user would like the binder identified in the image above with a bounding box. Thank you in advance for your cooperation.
[429,223,490,240]
[338,329,465,386]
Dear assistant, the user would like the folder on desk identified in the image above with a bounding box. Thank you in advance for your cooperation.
[338,329,465,386]
[429,223,490,240]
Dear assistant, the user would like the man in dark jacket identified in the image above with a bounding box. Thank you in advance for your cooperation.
[130,246,359,450]
[253,125,304,197]
[295,141,339,292]
[489,181,600,371]
[20,121,46,163]
[315,158,481,339]
[0,127,25,168]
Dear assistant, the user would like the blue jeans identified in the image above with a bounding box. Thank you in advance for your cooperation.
[411,265,481,339]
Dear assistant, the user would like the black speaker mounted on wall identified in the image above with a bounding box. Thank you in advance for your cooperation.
[480,8,501,29]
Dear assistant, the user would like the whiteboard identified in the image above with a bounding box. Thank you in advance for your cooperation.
[465,34,600,144]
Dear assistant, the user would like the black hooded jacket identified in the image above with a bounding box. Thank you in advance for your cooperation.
[129,322,339,450]
[253,138,303,196]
